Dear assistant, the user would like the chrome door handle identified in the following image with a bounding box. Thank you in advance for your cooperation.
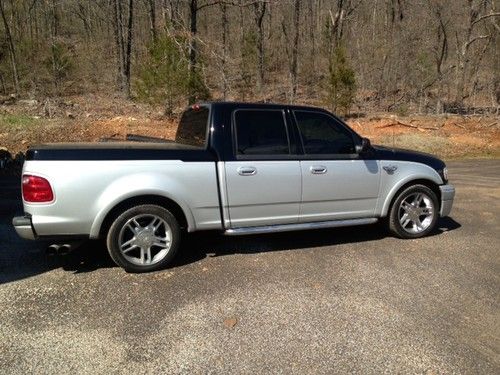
[310,166,327,174]
[237,166,257,176]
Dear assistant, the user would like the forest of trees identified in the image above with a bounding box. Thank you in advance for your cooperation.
[0,0,498,115]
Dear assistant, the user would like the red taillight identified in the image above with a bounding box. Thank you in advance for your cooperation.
[22,175,54,203]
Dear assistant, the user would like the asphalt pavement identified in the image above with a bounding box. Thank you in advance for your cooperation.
[0,159,499,374]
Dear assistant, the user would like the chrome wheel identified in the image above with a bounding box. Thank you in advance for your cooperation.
[398,192,435,234]
[118,214,172,266]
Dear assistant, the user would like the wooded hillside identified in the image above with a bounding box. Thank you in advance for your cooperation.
[0,0,498,115]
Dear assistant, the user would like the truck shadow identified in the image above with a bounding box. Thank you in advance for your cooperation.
[171,217,462,268]
[1,216,461,283]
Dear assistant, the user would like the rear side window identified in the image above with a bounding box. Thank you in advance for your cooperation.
[175,106,209,148]
[294,111,355,154]
[234,110,290,155]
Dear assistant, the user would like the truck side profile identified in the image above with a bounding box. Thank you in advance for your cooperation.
[13,102,455,272]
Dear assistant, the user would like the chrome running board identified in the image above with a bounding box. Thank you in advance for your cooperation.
[224,218,378,236]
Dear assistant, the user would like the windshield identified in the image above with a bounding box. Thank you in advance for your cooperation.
[175,106,209,148]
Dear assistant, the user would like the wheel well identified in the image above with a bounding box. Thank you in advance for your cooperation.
[385,179,441,217]
[99,195,188,238]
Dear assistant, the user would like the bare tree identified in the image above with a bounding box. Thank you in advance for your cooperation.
[124,0,134,97]
[307,1,316,77]
[146,0,157,41]
[220,2,229,99]
[327,0,363,50]
[290,0,300,100]
[187,0,199,103]
[112,0,134,97]
[425,0,451,113]
[0,0,498,114]
[253,1,266,94]
[49,0,61,90]
[0,0,20,94]
[454,0,499,106]
[113,0,126,91]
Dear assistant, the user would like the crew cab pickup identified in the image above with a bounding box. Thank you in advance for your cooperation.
[13,102,455,272]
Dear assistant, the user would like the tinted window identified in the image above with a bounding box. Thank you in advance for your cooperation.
[294,111,355,154]
[234,110,290,155]
[175,106,209,148]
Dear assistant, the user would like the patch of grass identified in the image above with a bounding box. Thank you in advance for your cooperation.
[450,149,500,160]
[0,114,39,128]
[394,104,410,117]
[378,133,452,155]
[376,133,499,159]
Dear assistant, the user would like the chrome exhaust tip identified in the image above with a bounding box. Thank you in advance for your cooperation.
[57,244,72,256]
[46,243,73,256]
[46,244,59,256]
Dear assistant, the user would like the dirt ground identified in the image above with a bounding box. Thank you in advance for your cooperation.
[0,94,498,159]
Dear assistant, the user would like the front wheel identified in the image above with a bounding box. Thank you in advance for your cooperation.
[388,184,439,239]
[106,204,180,272]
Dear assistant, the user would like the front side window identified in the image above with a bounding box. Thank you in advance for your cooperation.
[234,110,290,155]
[294,111,355,154]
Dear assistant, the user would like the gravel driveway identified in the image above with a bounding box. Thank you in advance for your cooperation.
[0,159,499,374]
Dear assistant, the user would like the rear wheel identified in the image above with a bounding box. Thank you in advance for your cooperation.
[106,204,180,272]
[388,184,438,239]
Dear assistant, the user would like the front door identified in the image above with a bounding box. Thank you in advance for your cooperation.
[293,110,381,222]
[224,109,301,228]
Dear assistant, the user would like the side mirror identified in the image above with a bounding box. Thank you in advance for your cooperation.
[355,137,371,154]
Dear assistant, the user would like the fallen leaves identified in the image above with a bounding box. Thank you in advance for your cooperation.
[223,317,238,329]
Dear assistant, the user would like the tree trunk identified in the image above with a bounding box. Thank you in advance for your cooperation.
[33,0,40,49]
[124,0,134,98]
[163,0,180,28]
[162,0,170,27]
[0,73,6,94]
[113,0,126,91]
[308,1,316,76]
[454,0,492,105]
[50,0,60,91]
[432,1,448,113]
[221,3,228,99]
[253,2,266,95]
[188,0,198,104]
[0,0,20,94]
[290,0,301,100]
[329,0,345,52]
[147,0,157,42]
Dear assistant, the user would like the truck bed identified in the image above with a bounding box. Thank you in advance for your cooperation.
[22,138,223,237]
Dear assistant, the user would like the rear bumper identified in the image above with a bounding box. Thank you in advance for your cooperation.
[439,184,455,217]
[12,215,36,240]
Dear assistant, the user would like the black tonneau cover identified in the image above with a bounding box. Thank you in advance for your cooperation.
[26,142,216,162]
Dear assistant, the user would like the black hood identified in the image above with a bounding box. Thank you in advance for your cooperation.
[371,144,446,171]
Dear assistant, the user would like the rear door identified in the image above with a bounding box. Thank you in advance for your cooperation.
[224,109,301,227]
[294,110,380,222]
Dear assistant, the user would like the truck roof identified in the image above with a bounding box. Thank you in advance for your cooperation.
[199,101,331,113]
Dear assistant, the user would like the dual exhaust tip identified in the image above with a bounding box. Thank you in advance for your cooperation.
[46,244,73,256]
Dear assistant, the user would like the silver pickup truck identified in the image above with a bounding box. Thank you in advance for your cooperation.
[13,102,455,272]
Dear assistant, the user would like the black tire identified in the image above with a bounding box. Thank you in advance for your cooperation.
[106,204,180,272]
[388,184,439,239]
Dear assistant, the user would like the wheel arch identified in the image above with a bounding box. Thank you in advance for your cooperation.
[381,178,441,217]
[94,195,190,239]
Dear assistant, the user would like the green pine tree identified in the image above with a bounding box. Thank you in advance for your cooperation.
[325,46,356,114]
